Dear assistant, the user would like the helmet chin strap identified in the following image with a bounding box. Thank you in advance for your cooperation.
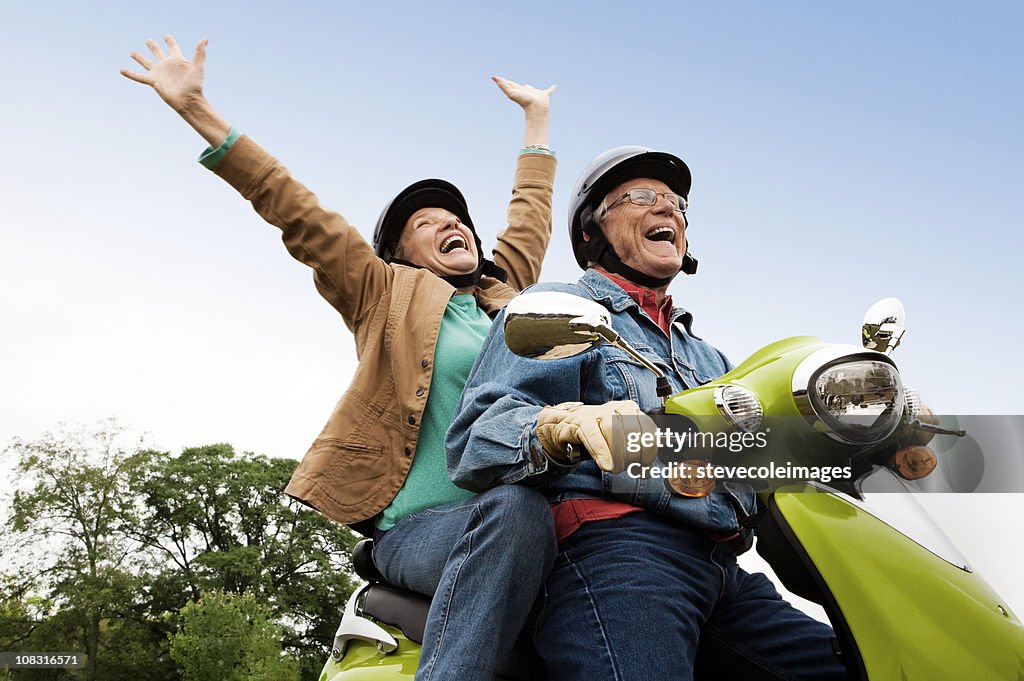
[588,230,694,288]
[388,228,508,288]
[596,247,674,288]
[390,257,508,288]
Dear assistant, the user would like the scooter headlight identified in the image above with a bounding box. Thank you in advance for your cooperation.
[811,360,904,444]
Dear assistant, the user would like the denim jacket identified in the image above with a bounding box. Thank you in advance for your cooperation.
[447,269,756,535]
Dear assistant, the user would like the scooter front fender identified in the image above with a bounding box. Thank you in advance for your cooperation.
[772,488,1024,680]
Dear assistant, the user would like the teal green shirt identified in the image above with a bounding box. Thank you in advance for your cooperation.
[377,294,494,530]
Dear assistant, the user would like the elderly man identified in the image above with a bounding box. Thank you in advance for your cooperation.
[447,147,848,680]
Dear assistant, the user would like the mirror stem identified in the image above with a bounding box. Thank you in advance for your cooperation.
[910,419,966,438]
[592,324,671,405]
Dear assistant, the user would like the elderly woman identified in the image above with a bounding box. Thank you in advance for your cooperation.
[122,35,557,681]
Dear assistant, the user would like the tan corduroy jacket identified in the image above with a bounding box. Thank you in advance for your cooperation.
[212,136,556,528]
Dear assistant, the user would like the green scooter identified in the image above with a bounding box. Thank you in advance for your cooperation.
[319,293,1024,680]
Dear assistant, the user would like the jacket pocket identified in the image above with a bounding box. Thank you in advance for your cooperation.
[316,439,390,506]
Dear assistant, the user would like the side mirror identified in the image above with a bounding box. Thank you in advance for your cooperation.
[862,297,906,355]
[503,291,673,400]
[503,292,612,359]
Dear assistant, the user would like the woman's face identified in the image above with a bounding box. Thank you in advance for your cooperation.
[395,207,479,276]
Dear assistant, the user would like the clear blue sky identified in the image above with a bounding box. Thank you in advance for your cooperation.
[1,0,1022,614]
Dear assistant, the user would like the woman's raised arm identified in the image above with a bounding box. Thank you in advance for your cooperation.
[490,76,558,291]
[120,34,391,326]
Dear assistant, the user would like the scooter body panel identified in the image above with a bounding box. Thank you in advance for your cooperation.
[775,489,1024,680]
[318,623,523,681]
[319,626,418,680]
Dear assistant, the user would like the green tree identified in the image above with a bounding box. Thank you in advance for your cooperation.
[169,590,298,681]
[133,444,359,671]
[2,426,360,681]
[2,421,159,681]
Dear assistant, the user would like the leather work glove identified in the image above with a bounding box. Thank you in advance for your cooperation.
[536,401,658,474]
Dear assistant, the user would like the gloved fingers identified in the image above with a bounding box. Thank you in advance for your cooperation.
[537,402,585,429]
[539,419,603,466]
[596,412,659,473]
[635,412,659,466]
[537,421,576,459]
[536,400,652,473]
[604,400,644,417]
[574,420,616,472]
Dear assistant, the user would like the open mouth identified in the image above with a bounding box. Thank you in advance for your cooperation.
[440,234,469,254]
[644,226,676,243]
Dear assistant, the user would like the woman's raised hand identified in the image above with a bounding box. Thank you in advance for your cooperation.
[121,35,208,114]
[492,76,556,114]
[493,76,555,148]
[121,35,230,146]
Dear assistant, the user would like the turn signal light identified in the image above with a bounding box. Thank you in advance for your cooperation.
[667,459,716,497]
[894,446,937,480]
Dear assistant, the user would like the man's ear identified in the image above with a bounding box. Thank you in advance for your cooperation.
[582,231,591,242]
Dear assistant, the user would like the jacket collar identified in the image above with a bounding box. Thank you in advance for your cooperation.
[577,269,700,338]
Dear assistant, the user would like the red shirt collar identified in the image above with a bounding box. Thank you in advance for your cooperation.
[601,271,674,336]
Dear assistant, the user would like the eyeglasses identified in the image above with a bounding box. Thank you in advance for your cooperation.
[599,188,688,217]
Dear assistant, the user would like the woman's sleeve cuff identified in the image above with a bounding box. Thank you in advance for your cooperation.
[519,145,556,157]
[198,127,243,169]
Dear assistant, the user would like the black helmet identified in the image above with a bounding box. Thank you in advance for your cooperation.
[373,179,476,262]
[373,179,507,287]
[568,146,697,284]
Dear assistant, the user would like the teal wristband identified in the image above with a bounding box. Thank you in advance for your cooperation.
[519,144,555,157]
[198,127,242,169]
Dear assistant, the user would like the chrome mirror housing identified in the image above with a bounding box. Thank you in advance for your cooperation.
[503,291,612,359]
[862,297,906,355]
[503,291,674,401]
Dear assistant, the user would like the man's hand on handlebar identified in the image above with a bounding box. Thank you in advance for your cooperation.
[536,400,658,474]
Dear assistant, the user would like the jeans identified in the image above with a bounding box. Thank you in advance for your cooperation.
[534,512,849,681]
[372,484,557,681]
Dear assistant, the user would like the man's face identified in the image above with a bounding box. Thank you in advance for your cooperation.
[396,207,479,276]
[595,177,687,281]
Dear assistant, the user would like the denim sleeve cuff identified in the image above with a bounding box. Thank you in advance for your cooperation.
[198,127,243,169]
[521,421,578,478]
[522,422,550,476]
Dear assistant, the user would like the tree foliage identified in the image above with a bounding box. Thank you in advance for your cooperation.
[2,421,154,680]
[169,591,298,681]
[133,444,359,666]
[0,422,360,681]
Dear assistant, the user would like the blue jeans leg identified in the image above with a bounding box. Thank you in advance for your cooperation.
[535,512,847,681]
[695,565,848,680]
[372,485,556,681]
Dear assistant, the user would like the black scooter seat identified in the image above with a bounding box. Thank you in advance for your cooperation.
[350,539,546,681]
